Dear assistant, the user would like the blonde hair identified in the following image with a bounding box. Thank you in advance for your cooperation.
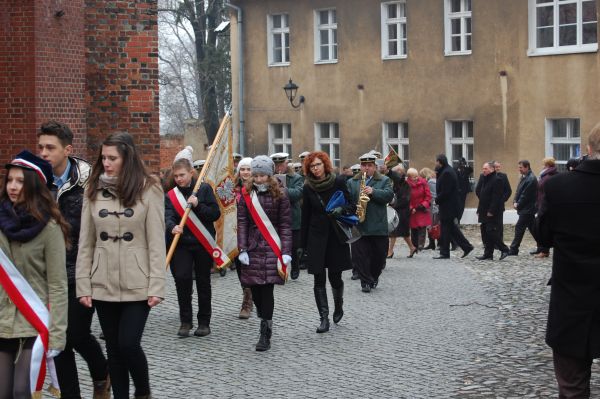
[419,167,435,180]
[542,157,556,167]
[406,168,419,178]
[588,122,600,159]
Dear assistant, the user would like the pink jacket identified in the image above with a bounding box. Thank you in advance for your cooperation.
[407,177,432,228]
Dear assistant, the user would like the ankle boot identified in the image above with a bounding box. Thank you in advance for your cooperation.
[134,392,151,399]
[255,319,272,351]
[239,288,252,319]
[314,287,330,333]
[92,374,111,399]
[332,285,344,324]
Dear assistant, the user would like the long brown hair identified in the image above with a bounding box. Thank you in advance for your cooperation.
[243,176,283,199]
[87,132,158,207]
[0,168,70,246]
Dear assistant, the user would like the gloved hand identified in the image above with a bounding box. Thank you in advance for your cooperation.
[417,204,426,212]
[47,349,61,359]
[329,207,343,217]
[296,248,304,259]
[238,251,249,265]
[282,255,292,266]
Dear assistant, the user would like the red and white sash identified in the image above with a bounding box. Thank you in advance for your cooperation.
[168,187,230,268]
[0,247,50,395]
[241,187,287,280]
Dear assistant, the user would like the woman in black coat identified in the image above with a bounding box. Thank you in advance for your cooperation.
[300,151,356,334]
[387,164,415,258]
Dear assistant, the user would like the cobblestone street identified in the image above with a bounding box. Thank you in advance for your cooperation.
[46,227,600,398]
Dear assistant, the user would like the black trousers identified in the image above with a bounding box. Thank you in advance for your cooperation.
[291,229,300,272]
[314,269,343,289]
[439,217,472,257]
[351,235,388,286]
[250,284,275,320]
[0,337,35,399]
[481,218,509,257]
[510,213,536,254]
[94,300,150,399]
[553,351,593,399]
[170,244,212,326]
[410,227,427,250]
[54,285,108,399]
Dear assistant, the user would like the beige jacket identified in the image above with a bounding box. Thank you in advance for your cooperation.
[76,183,166,301]
[0,221,68,350]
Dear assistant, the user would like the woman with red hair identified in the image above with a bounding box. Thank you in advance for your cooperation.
[300,152,356,333]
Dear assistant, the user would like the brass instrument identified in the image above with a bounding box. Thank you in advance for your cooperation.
[356,172,370,223]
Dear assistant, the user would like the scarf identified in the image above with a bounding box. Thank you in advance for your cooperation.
[98,173,119,197]
[0,200,48,243]
[305,173,336,192]
[253,183,269,193]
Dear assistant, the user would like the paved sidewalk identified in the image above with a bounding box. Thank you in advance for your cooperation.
[43,227,599,398]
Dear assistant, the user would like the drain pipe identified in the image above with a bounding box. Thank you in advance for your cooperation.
[226,1,245,156]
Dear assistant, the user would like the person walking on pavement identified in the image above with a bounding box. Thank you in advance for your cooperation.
[388,164,415,258]
[165,147,221,338]
[37,121,111,399]
[347,153,394,292]
[407,168,432,255]
[299,152,356,333]
[475,162,510,260]
[271,153,304,280]
[508,160,538,256]
[237,156,292,351]
[535,124,600,398]
[433,154,474,259]
[531,157,559,258]
[420,167,439,251]
[0,151,69,399]
[76,132,166,399]
[234,157,254,319]
[455,157,473,221]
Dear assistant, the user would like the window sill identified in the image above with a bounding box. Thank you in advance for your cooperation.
[268,62,290,68]
[444,50,472,57]
[314,59,338,65]
[527,44,598,57]
[382,55,408,60]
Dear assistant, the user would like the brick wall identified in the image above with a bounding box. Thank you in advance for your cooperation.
[84,0,160,171]
[160,135,184,171]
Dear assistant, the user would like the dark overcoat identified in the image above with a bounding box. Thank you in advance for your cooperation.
[535,160,600,359]
[513,170,538,216]
[300,175,356,274]
[435,164,461,221]
[237,186,292,286]
[475,172,504,223]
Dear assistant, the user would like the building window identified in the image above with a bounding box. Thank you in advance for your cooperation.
[382,122,409,166]
[267,14,290,66]
[546,118,581,171]
[528,0,597,56]
[314,9,337,63]
[444,0,472,56]
[381,1,407,59]
[268,123,292,155]
[315,122,340,167]
[445,120,474,167]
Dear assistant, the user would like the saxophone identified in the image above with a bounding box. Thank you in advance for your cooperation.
[356,172,370,223]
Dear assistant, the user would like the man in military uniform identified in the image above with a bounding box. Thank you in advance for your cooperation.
[298,151,310,179]
[271,152,304,280]
[233,152,243,169]
[347,153,394,292]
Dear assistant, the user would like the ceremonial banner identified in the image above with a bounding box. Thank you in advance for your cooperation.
[200,115,238,266]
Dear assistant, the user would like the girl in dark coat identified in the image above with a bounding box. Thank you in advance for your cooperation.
[237,156,292,351]
[300,151,356,333]
[388,164,415,258]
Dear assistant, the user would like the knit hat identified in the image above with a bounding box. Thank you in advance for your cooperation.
[6,150,54,189]
[237,157,253,169]
[174,146,194,167]
[251,155,274,176]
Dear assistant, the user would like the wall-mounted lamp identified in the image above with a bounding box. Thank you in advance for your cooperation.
[283,78,305,108]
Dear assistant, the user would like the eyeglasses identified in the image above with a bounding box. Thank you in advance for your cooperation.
[309,162,323,169]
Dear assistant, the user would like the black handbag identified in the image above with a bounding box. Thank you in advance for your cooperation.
[331,218,362,244]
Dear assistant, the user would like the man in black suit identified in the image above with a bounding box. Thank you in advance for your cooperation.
[475,162,510,260]
[508,160,538,255]
[536,124,600,398]
[433,154,473,259]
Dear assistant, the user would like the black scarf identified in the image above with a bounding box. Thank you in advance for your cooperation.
[305,173,336,192]
[0,200,48,243]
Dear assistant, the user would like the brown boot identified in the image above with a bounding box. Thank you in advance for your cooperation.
[239,288,253,319]
[93,374,111,399]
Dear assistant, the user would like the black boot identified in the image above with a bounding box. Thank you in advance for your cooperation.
[314,287,330,333]
[332,284,344,324]
[425,235,436,250]
[255,319,271,352]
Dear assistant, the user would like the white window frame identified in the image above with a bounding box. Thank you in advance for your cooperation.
[545,118,581,171]
[382,122,409,166]
[444,0,472,56]
[314,8,338,64]
[445,120,474,167]
[381,1,408,60]
[528,0,598,56]
[314,122,340,167]
[267,14,290,66]
[268,123,292,155]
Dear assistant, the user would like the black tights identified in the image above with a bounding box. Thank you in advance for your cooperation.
[250,284,274,320]
[0,337,35,399]
[313,269,343,289]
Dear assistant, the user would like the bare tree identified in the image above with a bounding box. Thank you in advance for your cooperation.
[158,0,231,143]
